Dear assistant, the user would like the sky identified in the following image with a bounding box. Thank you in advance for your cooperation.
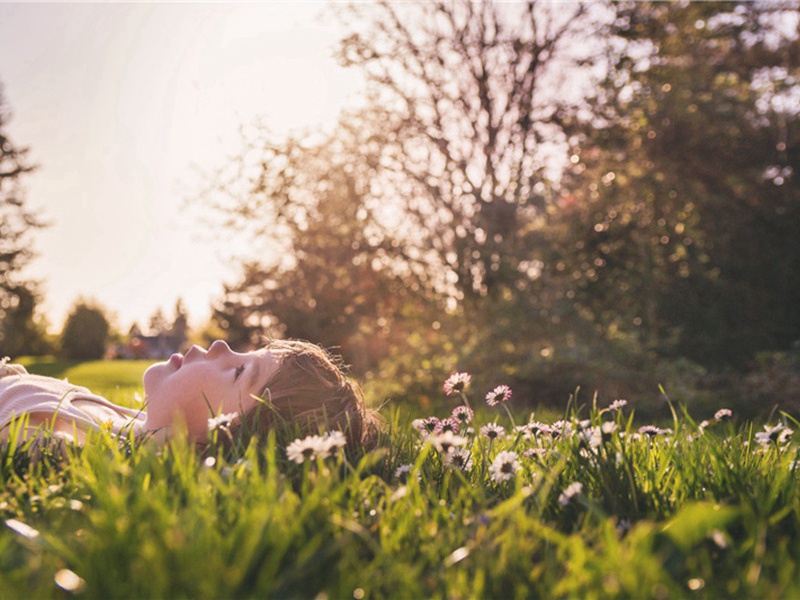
[0,1,361,334]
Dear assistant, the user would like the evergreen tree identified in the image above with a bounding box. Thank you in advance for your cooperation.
[0,83,48,357]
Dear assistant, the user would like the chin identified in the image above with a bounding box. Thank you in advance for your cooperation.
[142,361,169,392]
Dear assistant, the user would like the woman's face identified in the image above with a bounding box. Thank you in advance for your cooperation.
[142,340,279,440]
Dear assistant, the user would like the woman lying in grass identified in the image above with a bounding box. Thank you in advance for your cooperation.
[0,340,379,450]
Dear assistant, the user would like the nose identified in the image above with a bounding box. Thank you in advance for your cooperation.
[207,339,231,358]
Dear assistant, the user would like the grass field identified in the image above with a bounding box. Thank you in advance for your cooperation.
[2,361,800,598]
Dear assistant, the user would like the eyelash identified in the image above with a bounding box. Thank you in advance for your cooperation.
[234,365,245,381]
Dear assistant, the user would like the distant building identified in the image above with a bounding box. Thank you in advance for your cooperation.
[113,333,184,360]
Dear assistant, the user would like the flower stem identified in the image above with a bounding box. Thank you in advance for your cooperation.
[502,403,516,428]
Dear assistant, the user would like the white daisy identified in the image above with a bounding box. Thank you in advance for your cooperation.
[444,448,473,471]
[489,451,519,483]
[430,430,468,453]
[207,412,238,430]
[285,435,326,464]
[558,481,583,506]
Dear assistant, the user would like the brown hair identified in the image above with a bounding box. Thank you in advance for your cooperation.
[229,339,381,450]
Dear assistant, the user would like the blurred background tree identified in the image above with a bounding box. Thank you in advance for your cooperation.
[558,1,800,368]
[60,300,110,360]
[0,83,51,358]
[197,0,800,411]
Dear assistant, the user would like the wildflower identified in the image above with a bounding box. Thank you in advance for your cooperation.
[414,416,440,436]
[755,423,794,447]
[54,569,85,594]
[320,430,347,456]
[525,421,553,437]
[207,412,238,430]
[558,481,583,506]
[551,420,575,439]
[638,425,670,438]
[608,399,628,412]
[444,372,471,396]
[523,447,546,459]
[444,448,473,471]
[714,408,732,421]
[489,451,519,483]
[434,417,461,435]
[451,405,474,425]
[514,424,533,439]
[579,426,602,449]
[601,421,617,437]
[394,464,414,482]
[480,423,506,441]
[485,385,512,407]
[430,430,468,453]
[285,435,327,464]
[615,518,632,536]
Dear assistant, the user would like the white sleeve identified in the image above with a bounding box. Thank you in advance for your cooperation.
[0,363,29,378]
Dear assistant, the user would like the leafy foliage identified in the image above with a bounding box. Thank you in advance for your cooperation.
[559,1,800,367]
[0,83,48,357]
[60,301,111,360]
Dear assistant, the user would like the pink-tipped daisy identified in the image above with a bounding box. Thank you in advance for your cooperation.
[414,416,441,435]
[430,430,468,453]
[714,408,732,421]
[608,399,628,412]
[480,423,506,441]
[434,417,461,435]
[444,372,471,396]
[485,385,512,407]
[444,448,473,471]
[523,447,547,459]
[451,405,474,425]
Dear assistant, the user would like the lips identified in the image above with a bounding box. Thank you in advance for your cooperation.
[168,353,184,369]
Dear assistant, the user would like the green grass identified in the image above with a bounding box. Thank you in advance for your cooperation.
[2,362,800,598]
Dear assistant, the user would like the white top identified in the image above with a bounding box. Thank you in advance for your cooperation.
[0,362,146,444]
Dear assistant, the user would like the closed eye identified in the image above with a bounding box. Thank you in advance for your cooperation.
[234,365,245,381]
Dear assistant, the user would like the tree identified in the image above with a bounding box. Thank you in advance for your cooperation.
[207,124,413,372]
[148,307,170,337]
[0,82,48,357]
[60,300,110,360]
[557,1,800,367]
[335,0,592,306]
[170,298,190,351]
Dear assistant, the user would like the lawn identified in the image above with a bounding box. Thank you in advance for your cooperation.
[2,361,800,598]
